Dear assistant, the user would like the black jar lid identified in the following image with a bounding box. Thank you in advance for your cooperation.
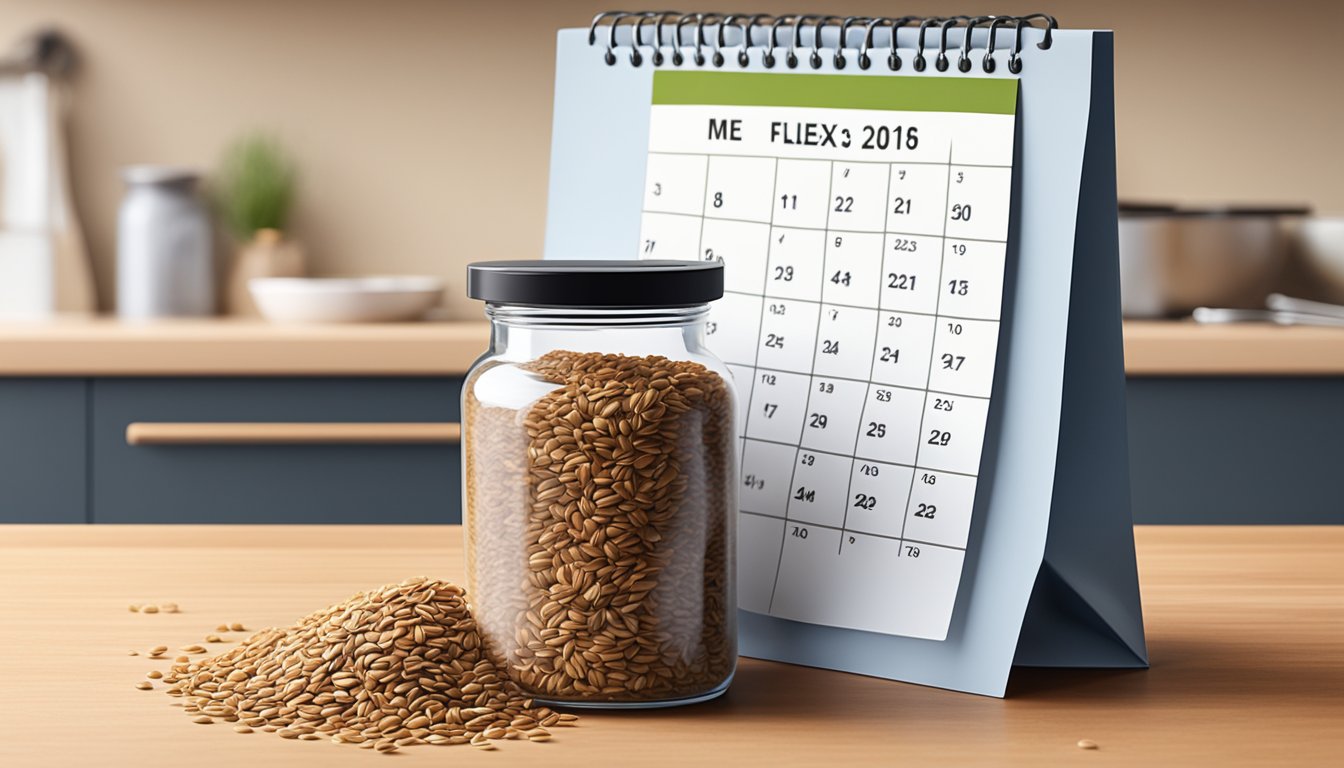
[467,260,723,308]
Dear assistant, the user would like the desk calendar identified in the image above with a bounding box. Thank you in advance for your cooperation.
[638,73,1016,640]
[545,12,1148,696]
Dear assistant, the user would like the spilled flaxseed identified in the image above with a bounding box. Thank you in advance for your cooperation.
[159,577,574,751]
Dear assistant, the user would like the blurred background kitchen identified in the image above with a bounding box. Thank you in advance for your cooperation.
[1,0,1341,525]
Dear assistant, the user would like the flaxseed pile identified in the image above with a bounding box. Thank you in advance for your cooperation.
[161,578,573,752]
[465,350,736,704]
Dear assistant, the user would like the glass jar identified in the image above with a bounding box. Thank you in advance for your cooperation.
[462,260,737,708]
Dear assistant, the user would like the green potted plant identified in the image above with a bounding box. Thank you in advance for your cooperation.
[218,134,302,316]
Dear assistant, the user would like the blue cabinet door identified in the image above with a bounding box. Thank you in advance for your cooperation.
[91,378,461,524]
[0,379,87,522]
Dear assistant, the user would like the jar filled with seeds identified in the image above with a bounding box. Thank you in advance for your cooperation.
[462,260,737,708]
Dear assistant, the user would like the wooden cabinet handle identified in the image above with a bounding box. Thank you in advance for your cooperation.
[126,422,461,445]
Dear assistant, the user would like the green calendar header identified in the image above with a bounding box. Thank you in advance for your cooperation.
[651,71,1018,115]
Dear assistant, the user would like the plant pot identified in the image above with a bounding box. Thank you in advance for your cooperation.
[226,228,304,316]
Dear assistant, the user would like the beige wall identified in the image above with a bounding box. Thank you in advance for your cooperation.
[2,0,1342,317]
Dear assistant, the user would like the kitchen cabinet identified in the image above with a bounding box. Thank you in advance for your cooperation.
[1127,377,1344,524]
[1,319,1342,524]
[0,379,86,522]
[90,378,461,524]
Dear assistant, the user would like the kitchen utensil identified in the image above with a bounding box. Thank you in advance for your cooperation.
[1193,294,1344,327]
[249,276,443,323]
[0,29,94,317]
[1290,217,1344,303]
[1118,204,1309,318]
[117,166,214,318]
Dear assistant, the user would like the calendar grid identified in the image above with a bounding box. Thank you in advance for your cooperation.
[835,161,895,555]
[637,74,1017,639]
[740,510,967,553]
[647,207,1009,244]
[767,159,838,614]
[718,364,993,402]
[737,436,980,478]
[898,143,956,556]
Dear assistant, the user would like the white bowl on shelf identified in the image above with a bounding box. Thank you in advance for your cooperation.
[249,276,444,323]
[1294,218,1344,303]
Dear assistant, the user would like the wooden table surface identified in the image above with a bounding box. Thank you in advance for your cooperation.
[1,525,1339,767]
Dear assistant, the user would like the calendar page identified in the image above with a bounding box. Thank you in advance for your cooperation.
[638,71,1018,641]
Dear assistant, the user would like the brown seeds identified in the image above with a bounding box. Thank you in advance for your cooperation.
[230,622,246,632]
[465,350,734,704]
[146,670,163,680]
[149,646,168,657]
[192,716,213,725]
[161,578,572,751]
[141,605,160,614]
[204,634,223,643]
[135,681,153,690]
[1077,739,1100,750]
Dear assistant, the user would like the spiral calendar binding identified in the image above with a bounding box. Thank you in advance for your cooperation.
[589,11,1056,74]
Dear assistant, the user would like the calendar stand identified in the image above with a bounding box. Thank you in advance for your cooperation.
[545,16,1147,696]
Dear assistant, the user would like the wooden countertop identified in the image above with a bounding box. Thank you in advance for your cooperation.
[0,318,1341,376]
[0,525,1339,767]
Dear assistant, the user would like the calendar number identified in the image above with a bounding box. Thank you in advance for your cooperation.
[887,273,917,290]
[928,430,952,446]
[834,196,854,213]
[793,488,816,503]
[914,503,937,518]
[769,302,787,315]
[780,194,797,209]
[830,271,851,287]
[652,182,662,196]
[905,545,921,558]
[743,474,764,490]
[892,197,912,215]
[760,373,777,385]
[950,203,972,221]
[920,472,937,485]
[875,389,893,402]
[765,334,784,348]
[808,413,829,429]
[934,397,954,412]
[887,315,904,327]
[878,346,900,364]
[773,265,794,282]
[860,463,879,476]
[948,279,969,295]
[892,238,918,252]
[946,322,963,335]
[643,239,656,253]
[852,493,877,510]
[865,422,886,438]
[821,339,841,355]
[800,453,815,466]
[817,381,835,393]
[762,403,778,418]
[941,354,965,371]
[791,525,809,539]
[713,191,724,208]
[950,243,967,255]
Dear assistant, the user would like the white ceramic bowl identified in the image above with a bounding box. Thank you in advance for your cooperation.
[1293,218,1344,303]
[249,276,444,323]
